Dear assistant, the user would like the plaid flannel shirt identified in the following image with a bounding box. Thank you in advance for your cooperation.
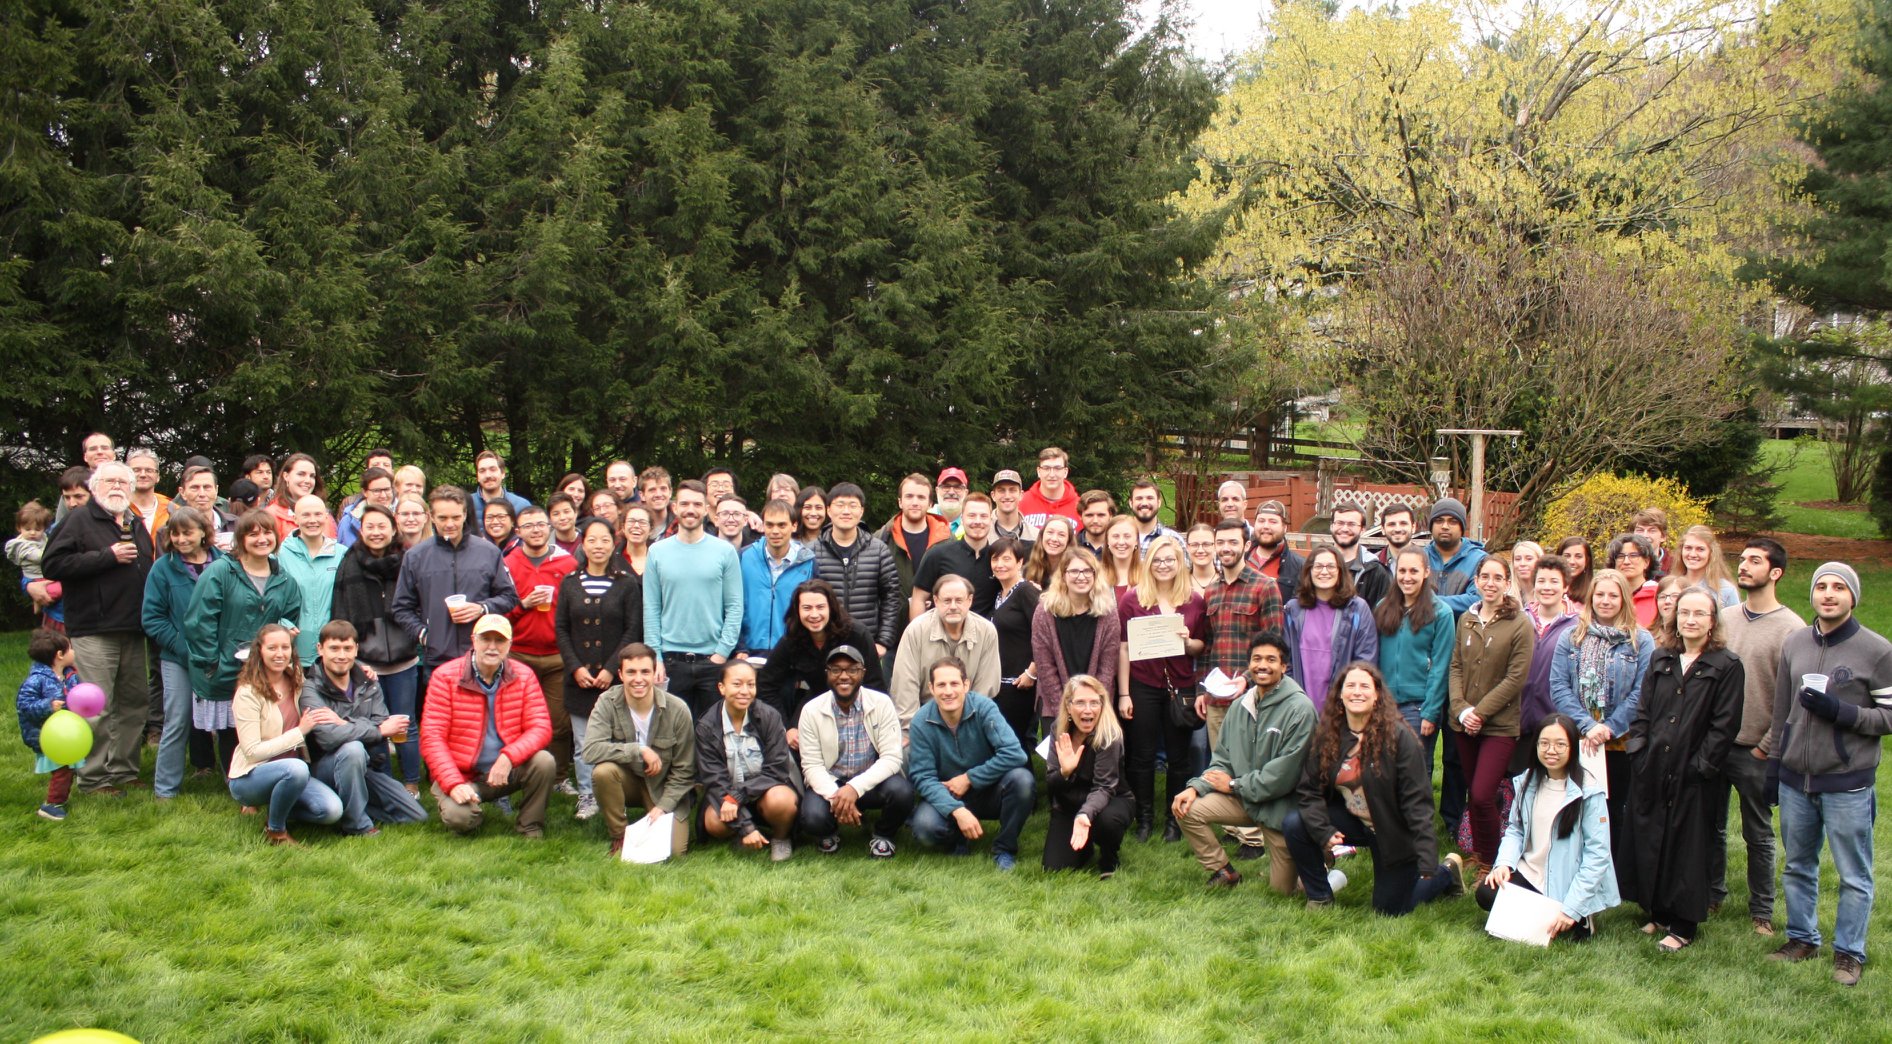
[1200,567,1284,705]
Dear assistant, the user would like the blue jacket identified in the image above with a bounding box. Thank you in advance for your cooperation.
[737,540,816,654]
[16,663,74,755]
[1377,595,1456,724]
[1426,537,1488,615]
[1281,596,1378,709]
[1494,769,1621,920]
[142,549,223,666]
[1549,625,1654,739]
[907,693,1029,815]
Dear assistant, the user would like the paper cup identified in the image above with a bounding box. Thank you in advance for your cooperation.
[445,594,469,609]
[1802,673,1829,693]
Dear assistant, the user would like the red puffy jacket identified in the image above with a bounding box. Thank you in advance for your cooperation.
[420,655,553,791]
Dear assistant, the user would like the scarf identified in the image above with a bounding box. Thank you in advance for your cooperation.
[1575,623,1628,719]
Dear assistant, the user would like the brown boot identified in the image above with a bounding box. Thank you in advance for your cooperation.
[265,829,300,847]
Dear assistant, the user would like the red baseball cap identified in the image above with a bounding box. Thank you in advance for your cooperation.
[937,467,968,486]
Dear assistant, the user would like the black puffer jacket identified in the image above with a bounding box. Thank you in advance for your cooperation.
[813,531,901,649]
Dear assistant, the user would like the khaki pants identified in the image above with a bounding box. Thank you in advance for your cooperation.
[1203,702,1266,848]
[433,750,555,836]
[593,761,692,852]
[1180,791,1296,894]
[511,651,570,776]
[72,632,149,790]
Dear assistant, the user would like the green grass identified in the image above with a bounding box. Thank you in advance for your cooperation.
[1762,439,1882,541]
[0,618,1887,1041]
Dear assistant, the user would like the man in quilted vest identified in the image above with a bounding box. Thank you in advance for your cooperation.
[421,614,555,838]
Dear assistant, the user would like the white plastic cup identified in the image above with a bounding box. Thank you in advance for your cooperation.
[1802,673,1829,693]
[534,584,553,611]
[1328,868,1349,895]
[445,594,469,610]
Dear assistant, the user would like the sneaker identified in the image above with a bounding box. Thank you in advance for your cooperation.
[1753,918,1775,937]
[554,779,580,797]
[994,851,1017,871]
[1305,898,1334,911]
[574,795,598,821]
[1768,940,1819,963]
[1327,868,1349,895]
[1441,854,1466,896]
[403,782,421,798]
[36,803,66,821]
[1207,865,1242,888]
[770,838,793,862]
[496,795,514,816]
[819,834,843,854]
[868,835,896,858]
[1834,953,1864,987]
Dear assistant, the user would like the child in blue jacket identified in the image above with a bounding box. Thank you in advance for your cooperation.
[16,628,79,820]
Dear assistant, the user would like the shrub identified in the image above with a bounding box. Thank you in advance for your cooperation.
[1537,473,1713,548]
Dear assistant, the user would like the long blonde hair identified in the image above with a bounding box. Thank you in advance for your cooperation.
[1098,515,1141,589]
[1570,567,1642,647]
[1678,525,1734,591]
[1026,516,1077,587]
[1054,675,1124,749]
[1131,534,1194,610]
[1043,547,1114,618]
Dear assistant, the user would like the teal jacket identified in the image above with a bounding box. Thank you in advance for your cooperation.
[185,555,304,701]
[142,549,223,666]
[1377,596,1456,725]
[907,693,1028,815]
[1189,675,1316,830]
[278,534,346,665]
[1494,769,1621,920]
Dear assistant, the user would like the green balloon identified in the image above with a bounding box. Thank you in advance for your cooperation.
[39,709,93,766]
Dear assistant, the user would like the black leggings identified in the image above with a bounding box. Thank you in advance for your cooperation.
[1043,794,1133,872]
[1125,680,1192,822]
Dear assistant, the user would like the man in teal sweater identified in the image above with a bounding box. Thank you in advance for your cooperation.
[1175,631,1316,893]
[906,656,1033,870]
[643,481,744,718]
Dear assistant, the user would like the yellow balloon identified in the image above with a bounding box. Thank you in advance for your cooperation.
[32,1031,140,1044]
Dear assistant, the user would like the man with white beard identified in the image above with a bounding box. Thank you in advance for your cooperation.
[43,460,157,795]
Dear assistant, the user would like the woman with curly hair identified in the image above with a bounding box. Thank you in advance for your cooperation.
[757,579,885,747]
[1284,663,1466,914]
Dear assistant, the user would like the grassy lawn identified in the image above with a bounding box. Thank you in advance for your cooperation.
[3,579,1890,1040]
[1762,439,1882,541]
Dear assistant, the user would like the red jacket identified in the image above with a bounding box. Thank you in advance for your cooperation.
[503,544,577,656]
[420,655,553,791]
[1018,481,1079,528]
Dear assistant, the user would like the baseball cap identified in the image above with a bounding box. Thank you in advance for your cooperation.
[471,613,512,640]
[991,469,1023,487]
[937,467,968,486]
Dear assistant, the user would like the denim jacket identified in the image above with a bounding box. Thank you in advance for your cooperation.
[1549,626,1654,738]
[1494,769,1621,920]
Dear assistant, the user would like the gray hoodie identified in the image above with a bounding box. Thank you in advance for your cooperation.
[1771,616,1892,794]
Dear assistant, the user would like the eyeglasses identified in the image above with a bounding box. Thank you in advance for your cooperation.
[517,521,550,531]
[1676,609,1715,621]
[1617,550,1644,561]
[1065,567,1094,578]
[1039,463,1068,472]
[1538,740,1570,752]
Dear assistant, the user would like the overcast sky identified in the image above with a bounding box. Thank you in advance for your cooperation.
[1141,0,1271,62]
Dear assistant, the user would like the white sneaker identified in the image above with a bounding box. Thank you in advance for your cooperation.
[1327,868,1349,894]
[574,795,598,821]
[770,838,793,862]
[554,779,579,797]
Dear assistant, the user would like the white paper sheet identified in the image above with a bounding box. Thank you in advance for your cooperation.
[1126,615,1186,661]
[1035,735,1053,760]
[1580,743,1607,796]
[1201,668,1246,700]
[1484,881,1564,947]
[620,811,676,864]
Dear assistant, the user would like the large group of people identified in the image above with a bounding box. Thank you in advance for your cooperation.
[10,436,1890,987]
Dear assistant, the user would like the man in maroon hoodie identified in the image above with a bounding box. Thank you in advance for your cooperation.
[1018,446,1080,531]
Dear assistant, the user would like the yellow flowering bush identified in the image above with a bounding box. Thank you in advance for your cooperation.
[1537,473,1712,548]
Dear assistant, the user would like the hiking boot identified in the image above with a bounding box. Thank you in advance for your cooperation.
[264,829,299,847]
[1834,953,1863,987]
[1207,865,1242,888]
[1768,940,1819,963]
[1753,918,1775,937]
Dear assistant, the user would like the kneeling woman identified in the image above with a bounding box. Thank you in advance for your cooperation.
[1042,675,1134,877]
[1285,663,1465,914]
[1476,714,1620,941]
[227,624,346,845]
[696,660,801,861]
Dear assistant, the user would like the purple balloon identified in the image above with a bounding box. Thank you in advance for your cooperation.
[66,682,106,718]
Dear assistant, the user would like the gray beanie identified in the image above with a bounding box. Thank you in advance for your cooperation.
[1427,497,1468,528]
[1811,562,1861,607]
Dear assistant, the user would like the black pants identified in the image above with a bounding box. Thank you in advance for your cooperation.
[993,682,1038,760]
[1284,801,1456,915]
[798,773,916,840]
[664,655,723,719]
[1603,749,1631,893]
[1439,729,1467,832]
[1043,794,1133,873]
[1125,680,1193,823]
[1474,873,1595,942]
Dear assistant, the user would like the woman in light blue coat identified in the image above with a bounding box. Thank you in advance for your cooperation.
[1475,714,1619,940]
[1549,567,1652,890]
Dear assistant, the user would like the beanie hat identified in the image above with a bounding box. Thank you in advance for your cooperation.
[1427,497,1468,528]
[1811,562,1861,607]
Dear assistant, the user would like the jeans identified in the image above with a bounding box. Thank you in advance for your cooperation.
[229,759,344,833]
[376,665,422,786]
[1708,744,1775,920]
[1125,679,1193,823]
[1284,802,1458,915]
[313,741,428,833]
[1397,702,1439,780]
[1780,785,1876,962]
[71,631,149,789]
[154,659,195,798]
[569,713,594,797]
[798,773,916,840]
[663,655,723,719]
[910,767,1036,856]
